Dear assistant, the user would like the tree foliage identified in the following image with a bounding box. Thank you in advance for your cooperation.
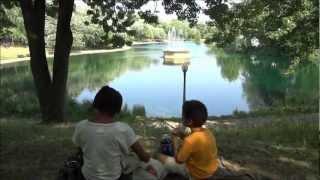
[0,1,19,39]
[45,9,106,49]
[131,19,202,41]
[84,0,149,47]
[162,0,200,25]
[204,0,319,62]
[1,7,27,45]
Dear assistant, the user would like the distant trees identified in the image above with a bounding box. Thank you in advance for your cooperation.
[45,9,105,50]
[0,6,27,45]
[131,19,202,42]
[131,21,166,40]
[3,6,205,48]
[0,1,18,37]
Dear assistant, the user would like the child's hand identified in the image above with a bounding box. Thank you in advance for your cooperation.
[172,127,185,139]
[146,165,157,177]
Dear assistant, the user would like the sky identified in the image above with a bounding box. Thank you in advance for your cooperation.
[75,0,242,23]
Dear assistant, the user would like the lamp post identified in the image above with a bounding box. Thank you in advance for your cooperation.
[181,62,189,104]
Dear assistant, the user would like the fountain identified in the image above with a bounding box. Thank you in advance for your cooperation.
[163,27,190,65]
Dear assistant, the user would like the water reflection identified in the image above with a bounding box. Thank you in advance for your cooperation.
[68,51,153,97]
[106,43,249,116]
[212,47,319,111]
[69,42,249,116]
[75,88,97,103]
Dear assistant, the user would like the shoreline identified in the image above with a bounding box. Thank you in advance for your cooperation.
[0,46,132,65]
[132,41,165,45]
[0,41,166,65]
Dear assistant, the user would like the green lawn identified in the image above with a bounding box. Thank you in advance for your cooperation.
[0,46,30,60]
[0,115,318,180]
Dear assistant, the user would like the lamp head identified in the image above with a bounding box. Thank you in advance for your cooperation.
[182,62,189,72]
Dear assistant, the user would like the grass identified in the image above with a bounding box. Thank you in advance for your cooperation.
[0,46,30,60]
[214,117,318,149]
[0,114,318,180]
[0,45,129,61]
[211,115,318,179]
[0,119,75,179]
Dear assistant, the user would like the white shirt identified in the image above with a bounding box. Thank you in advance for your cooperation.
[72,120,139,180]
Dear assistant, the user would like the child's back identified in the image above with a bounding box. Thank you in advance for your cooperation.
[159,100,220,180]
[73,120,138,180]
[177,128,218,179]
[72,86,154,180]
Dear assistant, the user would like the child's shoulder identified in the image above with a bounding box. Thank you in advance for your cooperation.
[185,128,212,142]
[114,121,134,131]
[75,119,89,128]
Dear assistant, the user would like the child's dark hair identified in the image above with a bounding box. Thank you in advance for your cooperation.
[92,86,122,117]
[182,100,208,127]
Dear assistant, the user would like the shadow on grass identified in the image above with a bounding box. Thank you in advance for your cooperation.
[0,114,318,180]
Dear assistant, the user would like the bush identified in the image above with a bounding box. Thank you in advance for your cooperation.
[132,104,146,117]
[125,40,133,46]
[111,34,126,48]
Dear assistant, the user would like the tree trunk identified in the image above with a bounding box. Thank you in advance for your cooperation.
[51,0,74,122]
[20,0,52,121]
[19,0,74,122]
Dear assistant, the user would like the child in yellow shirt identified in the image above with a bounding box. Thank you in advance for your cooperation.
[159,100,223,180]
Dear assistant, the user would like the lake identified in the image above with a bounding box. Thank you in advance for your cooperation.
[1,42,318,117]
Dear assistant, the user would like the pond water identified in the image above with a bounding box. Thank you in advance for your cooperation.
[74,42,249,116]
[1,42,318,117]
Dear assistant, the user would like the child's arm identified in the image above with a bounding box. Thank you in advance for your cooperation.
[174,139,193,164]
[131,140,151,163]
[131,141,158,177]
[172,126,187,139]
[171,126,188,156]
[172,135,180,156]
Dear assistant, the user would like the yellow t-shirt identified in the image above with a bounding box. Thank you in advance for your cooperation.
[176,128,218,179]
